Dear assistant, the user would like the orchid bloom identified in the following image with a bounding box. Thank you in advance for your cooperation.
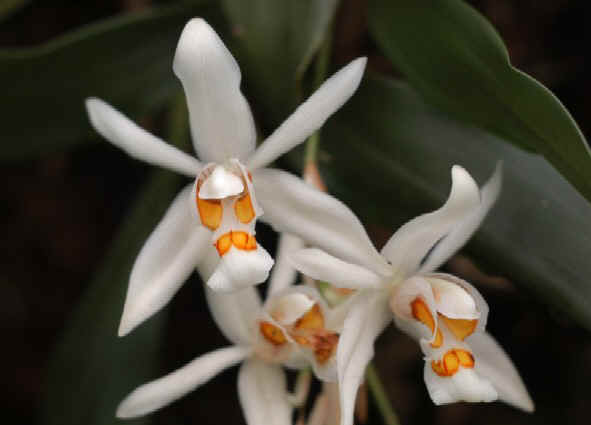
[84,18,367,336]
[115,243,341,424]
[290,164,534,425]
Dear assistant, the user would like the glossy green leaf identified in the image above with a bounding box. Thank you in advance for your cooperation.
[41,97,190,425]
[221,0,339,126]
[0,2,216,161]
[321,76,591,330]
[368,0,591,203]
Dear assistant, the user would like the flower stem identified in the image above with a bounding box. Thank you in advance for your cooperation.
[304,29,332,168]
[365,363,400,425]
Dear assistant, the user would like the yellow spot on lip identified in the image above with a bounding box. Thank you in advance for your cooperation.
[411,298,435,334]
[440,314,478,341]
[294,304,324,330]
[235,192,255,224]
[197,197,222,230]
[260,321,287,346]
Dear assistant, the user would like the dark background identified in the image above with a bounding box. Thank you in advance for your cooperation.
[1,1,589,424]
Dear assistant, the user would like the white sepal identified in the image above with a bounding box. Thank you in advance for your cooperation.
[337,291,391,425]
[253,168,391,276]
[246,58,367,170]
[420,163,503,273]
[238,359,292,425]
[85,98,201,176]
[267,233,305,297]
[380,166,480,278]
[205,284,262,346]
[119,185,210,336]
[173,18,256,162]
[291,248,386,290]
[206,245,274,292]
[468,332,534,412]
[116,345,249,418]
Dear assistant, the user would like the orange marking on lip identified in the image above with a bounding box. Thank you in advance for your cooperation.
[197,197,222,230]
[294,304,324,331]
[216,232,232,256]
[440,315,478,341]
[313,332,339,364]
[431,349,475,377]
[215,231,257,256]
[454,349,475,368]
[260,321,287,346]
[235,193,256,224]
[411,298,435,334]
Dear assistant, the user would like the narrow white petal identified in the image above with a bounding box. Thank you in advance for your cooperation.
[117,345,249,418]
[85,97,201,176]
[173,18,256,162]
[420,163,503,273]
[254,169,391,276]
[268,233,305,297]
[468,332,534,412]
[199,165,245,199]
[381,166,480,278]
[238,359,292,425]
[291,249,386,290]
[119,185,210,336]
[246,58,367,170]
[306,392,329,425]
[423,363,497,405]
[205,285,262,346]
[337,291,391,425]
[206,245,274,292]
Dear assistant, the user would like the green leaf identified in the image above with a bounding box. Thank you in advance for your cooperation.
[41,96,190,425]
[368,0,591,203]
[321,75,591,330]
[0,2,216,161]
[221,0,339,126]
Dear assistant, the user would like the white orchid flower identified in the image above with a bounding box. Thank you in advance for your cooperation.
[84,18,367,336]
[116,243,341,424]
[290,164,534,425]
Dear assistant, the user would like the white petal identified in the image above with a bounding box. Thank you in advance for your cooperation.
[116,345,249,418]
[423,363,497,405]
[199,164,245,199]
[254,168,391,276]
[206,245,274,292]
[468,332,534,412]
[427,273,489,333]
[238,359,292,425]
[119,185,210,336]
[291,249,386,290]
[306,393,329,425]
[381,166,480,278]
[268,233,305,297]
[246,58,367,170]
[205,285,262,346]
[420,163,503,273]
[85,97,201,176]
[337,291,391,425]
[173,18,256,162]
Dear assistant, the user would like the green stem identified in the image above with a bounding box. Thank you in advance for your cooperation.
[303,29,332,168]
[366,363,400,425]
